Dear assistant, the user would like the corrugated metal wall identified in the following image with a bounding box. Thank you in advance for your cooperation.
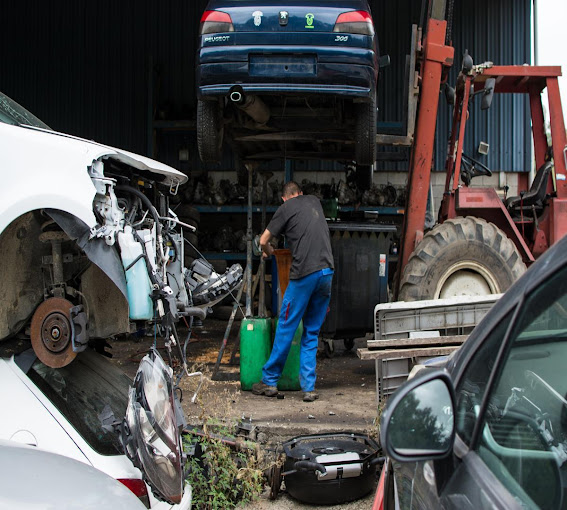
[0,0,530,173]
[370,0,532,172]
[434,0,532,172]
[1,0,208,157]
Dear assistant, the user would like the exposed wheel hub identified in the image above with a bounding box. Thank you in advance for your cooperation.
[31,297,77,368]
[435,261,500,299]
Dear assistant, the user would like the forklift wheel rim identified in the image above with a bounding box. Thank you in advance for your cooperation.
[434,261,500,299]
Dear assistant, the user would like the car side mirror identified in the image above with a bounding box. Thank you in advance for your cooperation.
[379,54,391,68]
[380,369,456,463]
[481,78,496,110]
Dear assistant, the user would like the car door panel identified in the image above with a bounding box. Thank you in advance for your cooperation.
[440,450,527,510]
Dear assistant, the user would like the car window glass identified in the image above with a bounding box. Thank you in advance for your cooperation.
[0,93,51,129]
[476,266,567,510]
[455,312,513,445]
[26,350,131,456]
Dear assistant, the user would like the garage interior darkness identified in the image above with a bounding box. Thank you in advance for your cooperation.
[1,0,532,265]
[2,0,530,172]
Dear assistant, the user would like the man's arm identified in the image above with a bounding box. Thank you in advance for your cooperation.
[259,228,274,258]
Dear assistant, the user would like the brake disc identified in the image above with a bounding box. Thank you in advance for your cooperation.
[30,297,77,368]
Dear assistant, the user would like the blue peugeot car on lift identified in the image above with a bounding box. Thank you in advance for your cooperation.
[196,0,384,167]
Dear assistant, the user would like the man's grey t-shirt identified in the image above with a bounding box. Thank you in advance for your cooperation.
[267,195,334,280]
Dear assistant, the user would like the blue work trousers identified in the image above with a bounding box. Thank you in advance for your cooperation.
[262,268,333,392]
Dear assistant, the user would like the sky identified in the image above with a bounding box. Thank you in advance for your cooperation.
[536,0,567,121]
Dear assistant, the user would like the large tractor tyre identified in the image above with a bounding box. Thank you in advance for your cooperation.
[355,165,373,191]
[398,217,527,301]
[197,99,223,164]
[354,94,377,166]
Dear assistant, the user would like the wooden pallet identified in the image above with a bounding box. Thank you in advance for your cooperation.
[357,334,467,360]
[357,334,467,402]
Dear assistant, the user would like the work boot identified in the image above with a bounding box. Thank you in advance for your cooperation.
[303,392,319,402]
[252,382,278,397]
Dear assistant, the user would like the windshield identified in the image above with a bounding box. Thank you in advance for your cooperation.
[26,350,131,456]
[0,92,50,129]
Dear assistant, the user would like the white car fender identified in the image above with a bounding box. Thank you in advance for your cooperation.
[0,122,100,234]
[0,122,187,236]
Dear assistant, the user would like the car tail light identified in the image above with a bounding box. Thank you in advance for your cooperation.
[200,10,234,35]
[371,466,385,510]
[334,10,375,36]
[118,478,150,509]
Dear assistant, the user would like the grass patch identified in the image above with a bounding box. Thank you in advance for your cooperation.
[182,367,266,509]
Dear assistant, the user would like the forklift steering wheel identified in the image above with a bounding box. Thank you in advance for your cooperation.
[462,153,492,177]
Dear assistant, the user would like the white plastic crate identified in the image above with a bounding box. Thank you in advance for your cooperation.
[376,357,412,400]
[374,294,502,340]
[372,295,502,401]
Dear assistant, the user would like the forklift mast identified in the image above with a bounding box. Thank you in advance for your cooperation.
[394,0,455,298]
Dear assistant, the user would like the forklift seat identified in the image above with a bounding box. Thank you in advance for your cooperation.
[506,162,553,216]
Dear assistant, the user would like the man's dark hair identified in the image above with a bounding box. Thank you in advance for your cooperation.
[282,181,301,198]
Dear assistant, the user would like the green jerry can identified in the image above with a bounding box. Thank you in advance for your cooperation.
[273,319,302,391]
[240,318,272,391]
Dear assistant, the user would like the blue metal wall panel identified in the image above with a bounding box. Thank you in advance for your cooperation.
[433,0,532,172]
[0,0,530,173]
[0,0,208,157]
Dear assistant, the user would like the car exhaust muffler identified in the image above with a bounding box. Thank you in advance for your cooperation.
[229,85,270,125]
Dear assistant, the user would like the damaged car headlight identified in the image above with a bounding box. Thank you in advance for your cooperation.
[123,348,185,504]
[185,258,243,307]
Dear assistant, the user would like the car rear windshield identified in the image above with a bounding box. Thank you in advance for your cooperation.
[0,92,51,129]
[26,350,131,456]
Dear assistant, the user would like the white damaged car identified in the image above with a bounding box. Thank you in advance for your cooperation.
[0,93,246,509]
[0,91,243,509]
[0,91,242,368]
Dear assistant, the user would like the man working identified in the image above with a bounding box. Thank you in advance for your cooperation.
[252,181,334,402]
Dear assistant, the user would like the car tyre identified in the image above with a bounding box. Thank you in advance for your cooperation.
[398,216,527,301]
[355,93,377,166]
[197,99,223,164]
[175,204,200,224]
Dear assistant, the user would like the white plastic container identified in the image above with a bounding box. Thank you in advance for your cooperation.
[118,226,153,320]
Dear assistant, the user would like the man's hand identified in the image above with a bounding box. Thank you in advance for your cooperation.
[262,243,274,259]
[259,228,274,259]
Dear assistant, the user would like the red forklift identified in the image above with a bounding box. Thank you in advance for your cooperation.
[394,8,567,301]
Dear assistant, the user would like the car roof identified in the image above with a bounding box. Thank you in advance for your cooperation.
[447,233,567,378]
[0,439,144,509]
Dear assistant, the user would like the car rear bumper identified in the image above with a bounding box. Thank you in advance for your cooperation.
[197,62,376,99]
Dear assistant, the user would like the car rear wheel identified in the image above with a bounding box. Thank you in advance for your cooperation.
[398,217,527,301]
[354,93,377,166]
[197,99,223,164]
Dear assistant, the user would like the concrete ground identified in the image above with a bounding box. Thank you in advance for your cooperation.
[110,320,380,440]
[109,318,382,508]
